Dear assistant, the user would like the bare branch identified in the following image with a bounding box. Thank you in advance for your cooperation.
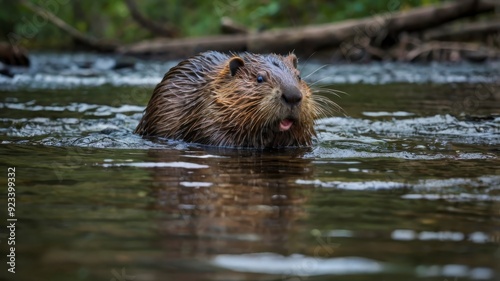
[19,0,117,52]
[124,0,178,38]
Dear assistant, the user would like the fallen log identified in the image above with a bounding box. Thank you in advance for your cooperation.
[120,35,247,59]
[120,0,495,58]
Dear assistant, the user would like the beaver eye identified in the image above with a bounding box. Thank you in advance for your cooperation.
[297,75,301,81]
[257,75,265,83]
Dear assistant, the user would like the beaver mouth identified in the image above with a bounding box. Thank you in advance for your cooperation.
[279,118,294,131]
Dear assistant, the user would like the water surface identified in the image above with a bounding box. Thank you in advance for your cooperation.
[0,53,499,281]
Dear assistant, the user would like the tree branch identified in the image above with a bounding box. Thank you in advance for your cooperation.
[19,0,117,52]
[123,0,178,38]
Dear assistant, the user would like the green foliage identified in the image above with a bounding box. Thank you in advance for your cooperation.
[0,0,443,49]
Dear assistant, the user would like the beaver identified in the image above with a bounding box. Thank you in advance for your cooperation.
[135,51,336,148]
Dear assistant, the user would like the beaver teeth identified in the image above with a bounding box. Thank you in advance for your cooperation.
[279,119,293,131]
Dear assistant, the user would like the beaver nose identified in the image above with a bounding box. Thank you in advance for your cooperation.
[281,85,302,106]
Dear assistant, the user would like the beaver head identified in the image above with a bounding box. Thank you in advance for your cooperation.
[135,51,337,148]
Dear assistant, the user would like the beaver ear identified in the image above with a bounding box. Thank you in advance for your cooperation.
[228,57,245,76]
[285,54,298,69]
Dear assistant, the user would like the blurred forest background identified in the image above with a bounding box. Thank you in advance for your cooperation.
[1,0,447,48]
[0,0,498,62]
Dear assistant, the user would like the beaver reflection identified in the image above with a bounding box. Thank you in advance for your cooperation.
[147,148,314,256]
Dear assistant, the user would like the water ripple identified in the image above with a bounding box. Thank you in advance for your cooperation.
[1,53,498,90]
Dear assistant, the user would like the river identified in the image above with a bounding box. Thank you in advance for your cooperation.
[0,53,498,281]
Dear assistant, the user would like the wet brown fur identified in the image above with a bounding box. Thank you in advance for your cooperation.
[134,51,336,148]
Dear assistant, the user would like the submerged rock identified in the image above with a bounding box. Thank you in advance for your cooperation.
[0,42,30,67]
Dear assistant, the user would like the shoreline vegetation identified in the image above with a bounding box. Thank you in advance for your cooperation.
[0,0,498,67]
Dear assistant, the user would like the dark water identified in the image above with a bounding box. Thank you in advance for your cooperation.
[0,54,499,281]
